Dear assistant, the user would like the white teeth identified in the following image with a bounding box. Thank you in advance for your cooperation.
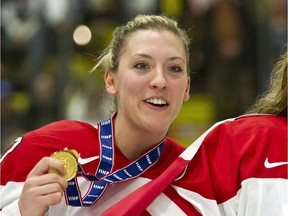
[146,98,167,105]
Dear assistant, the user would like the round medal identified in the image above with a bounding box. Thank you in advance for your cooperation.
[49,148,78,181]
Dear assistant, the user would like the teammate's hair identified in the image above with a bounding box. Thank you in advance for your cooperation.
[92,14,191,74]
[247,50,287,117]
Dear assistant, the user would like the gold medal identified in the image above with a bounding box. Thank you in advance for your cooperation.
[49,148,79,181]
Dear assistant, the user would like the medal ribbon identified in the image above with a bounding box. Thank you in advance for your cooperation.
[65,114,165,206]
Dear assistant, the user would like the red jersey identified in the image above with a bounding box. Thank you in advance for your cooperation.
[1,114,287,215]
[174,114,288,215]
[103,114,288,216]
[1,118,199,215]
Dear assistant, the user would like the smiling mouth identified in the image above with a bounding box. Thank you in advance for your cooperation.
[145,98,168,107]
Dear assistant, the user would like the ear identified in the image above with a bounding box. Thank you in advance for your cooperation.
[105,71,117,95]
[183,77,190,102]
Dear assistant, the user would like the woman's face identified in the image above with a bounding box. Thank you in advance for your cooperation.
[105,29,190,133]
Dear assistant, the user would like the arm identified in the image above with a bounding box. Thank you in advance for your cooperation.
[1,157,67,216]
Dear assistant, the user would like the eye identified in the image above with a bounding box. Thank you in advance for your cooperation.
[134,62,149,70]
[168,65,183,73]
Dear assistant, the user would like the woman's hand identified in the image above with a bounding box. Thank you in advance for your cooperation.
[18,157,68,216]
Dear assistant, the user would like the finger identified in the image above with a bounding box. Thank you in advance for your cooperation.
[26,173,68,191]
[39,191,64,206]
[30,182,66,197]
[28,157,66,178]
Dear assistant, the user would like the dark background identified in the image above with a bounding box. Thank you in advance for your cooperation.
[1,0,287,151]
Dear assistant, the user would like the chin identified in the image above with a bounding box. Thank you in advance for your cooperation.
[139,112,172,131]
[145,121,170,133]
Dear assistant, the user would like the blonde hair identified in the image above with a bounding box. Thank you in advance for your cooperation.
[247,51,287,117]
[93,14,191,74]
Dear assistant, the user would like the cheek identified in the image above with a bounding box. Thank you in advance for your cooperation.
[118,76,145,95]
[173,79,189,98]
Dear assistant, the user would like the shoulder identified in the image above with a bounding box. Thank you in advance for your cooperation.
[165,137,186,154]
[23,120,98,146]
[202,114,287,177]
[206,114,286,139]
[159,137,185,166]
[183,114,287,173]
[2,120,99,157]
[226,114,286,130]
[1,120,100,184]
[23,119,100,156]
[28,119,98,135]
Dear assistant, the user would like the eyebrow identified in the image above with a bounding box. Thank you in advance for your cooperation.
[132,53,152,60]
[168,56,185,63]
[132,53,185,62]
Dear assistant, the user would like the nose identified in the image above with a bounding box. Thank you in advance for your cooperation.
[149,68,168,89]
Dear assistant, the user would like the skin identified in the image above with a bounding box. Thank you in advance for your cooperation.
[105,29,190,159]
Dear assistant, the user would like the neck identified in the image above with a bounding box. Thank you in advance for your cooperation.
[114,115,167,160]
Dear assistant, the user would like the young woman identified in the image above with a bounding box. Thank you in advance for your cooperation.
[0,14,193,215]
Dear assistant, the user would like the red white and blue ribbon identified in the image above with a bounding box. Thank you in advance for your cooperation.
[65,114,166,206]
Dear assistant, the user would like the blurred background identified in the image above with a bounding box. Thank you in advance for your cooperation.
[1,0,287,152]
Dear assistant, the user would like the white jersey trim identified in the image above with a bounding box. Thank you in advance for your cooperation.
[172,184,221,216]
[218,178,288,216]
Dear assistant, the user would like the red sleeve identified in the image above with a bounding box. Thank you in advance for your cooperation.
[1,120,99,185]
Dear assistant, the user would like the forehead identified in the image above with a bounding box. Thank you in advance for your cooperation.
[123,29,186,58]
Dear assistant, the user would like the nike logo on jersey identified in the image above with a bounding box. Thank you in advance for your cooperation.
[264,158,288,168]
[78,155,99,165]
